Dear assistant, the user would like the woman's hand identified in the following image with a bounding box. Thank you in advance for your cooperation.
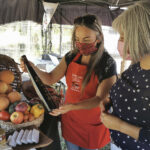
[20,59,27,72]
[100,112,122,131]
[49,103,74,116]
[100,98,111,112]
[20,59,34,73]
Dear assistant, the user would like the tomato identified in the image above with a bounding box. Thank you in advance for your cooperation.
[10,112,24,124]
[0,111,10,121]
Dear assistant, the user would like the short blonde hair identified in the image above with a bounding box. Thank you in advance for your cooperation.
[112,1,150,63]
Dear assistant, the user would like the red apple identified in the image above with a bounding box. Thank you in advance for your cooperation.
[29,97,40,106]
[15,102,28,113]
[0,111,10,121]
[10,112,24,124]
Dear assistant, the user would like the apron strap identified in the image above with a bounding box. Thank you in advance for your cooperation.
[73,53,81,62]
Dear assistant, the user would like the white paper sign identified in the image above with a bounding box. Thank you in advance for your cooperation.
[43,2,59,30]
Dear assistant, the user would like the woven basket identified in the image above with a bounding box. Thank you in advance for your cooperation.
[0,54,44,133]
[0,114,44,133]
[0,54,22,92]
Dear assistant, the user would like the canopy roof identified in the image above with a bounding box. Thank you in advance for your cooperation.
[50,0,141,26]
[44,0,140,7]
[0,0,141,26]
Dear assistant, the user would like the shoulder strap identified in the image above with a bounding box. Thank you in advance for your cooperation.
[72,53,81,62]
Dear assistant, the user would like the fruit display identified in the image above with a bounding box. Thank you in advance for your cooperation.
[22,80,64,108]
[0,70,45,126]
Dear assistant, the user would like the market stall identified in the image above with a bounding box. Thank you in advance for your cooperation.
[0,54,64,149]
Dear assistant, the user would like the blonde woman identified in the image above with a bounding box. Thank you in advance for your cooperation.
[101,1,150,150]
[21,14,117,150]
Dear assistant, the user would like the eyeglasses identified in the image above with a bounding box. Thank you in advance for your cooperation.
[74,15,97,25]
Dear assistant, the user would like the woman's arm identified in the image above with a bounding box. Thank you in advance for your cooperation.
[101,112,141,140]
[101,112,150,144]
[50,75,116,116]
[72,75,116,110]
[20,57,67,86]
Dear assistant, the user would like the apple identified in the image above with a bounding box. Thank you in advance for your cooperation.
[0,111,10,121]
[29,97,40,106]
[10,112,24,124]
[15,102,28,113]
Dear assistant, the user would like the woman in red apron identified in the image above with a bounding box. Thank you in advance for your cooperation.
[50,15,117,150]
[21,14,117,150]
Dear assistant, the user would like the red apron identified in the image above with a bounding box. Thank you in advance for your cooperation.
[61,53,110,149]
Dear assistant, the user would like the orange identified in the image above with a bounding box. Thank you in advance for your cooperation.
[7,91,21,103]
[0,70,15,84]
[6,84,13,94]
[0,97,9,111]
[0,81,8,94]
